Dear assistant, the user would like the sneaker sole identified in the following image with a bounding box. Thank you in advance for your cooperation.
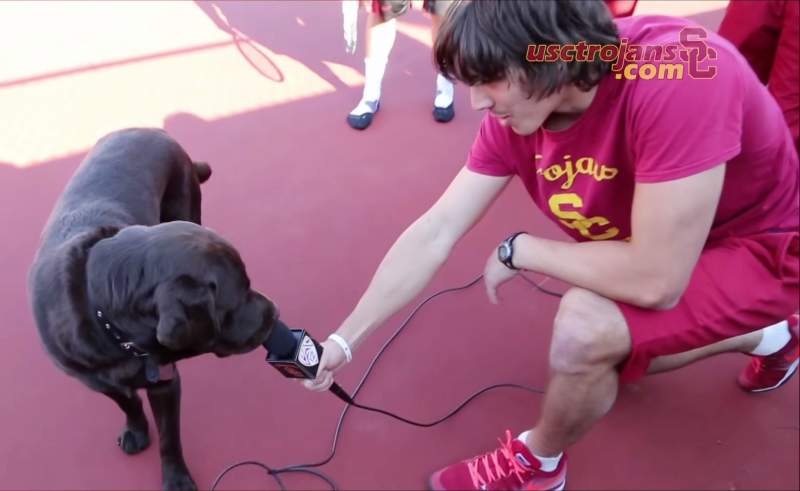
[744,358,799,393]
[426,476,567,490]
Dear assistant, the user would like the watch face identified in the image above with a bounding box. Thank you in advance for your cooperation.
[499,244,510,261]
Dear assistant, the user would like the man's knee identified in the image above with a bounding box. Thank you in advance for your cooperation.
[549,288,632,375]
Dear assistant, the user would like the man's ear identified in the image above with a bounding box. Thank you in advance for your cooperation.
[154,275,219,351]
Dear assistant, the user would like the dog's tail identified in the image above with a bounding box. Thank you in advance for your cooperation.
[193,161,212,184]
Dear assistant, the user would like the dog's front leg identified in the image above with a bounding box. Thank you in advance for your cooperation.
[101,389,150,454]
[146,366,196,491]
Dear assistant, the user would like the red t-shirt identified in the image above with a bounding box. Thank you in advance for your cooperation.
[467,14,799,243]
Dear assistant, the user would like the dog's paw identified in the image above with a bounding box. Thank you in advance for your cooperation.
[117,424,150,454]
[162,469,196,491]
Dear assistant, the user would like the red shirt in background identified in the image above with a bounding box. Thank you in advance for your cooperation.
[717,0,799,152]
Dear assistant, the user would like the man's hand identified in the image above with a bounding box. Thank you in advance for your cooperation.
[484,249,519,304]
[301,339,348,392]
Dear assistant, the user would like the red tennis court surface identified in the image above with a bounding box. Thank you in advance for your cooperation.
[0,1,797,490]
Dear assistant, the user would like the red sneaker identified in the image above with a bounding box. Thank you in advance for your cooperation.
[738,314,799,392]
[428,430,567,491]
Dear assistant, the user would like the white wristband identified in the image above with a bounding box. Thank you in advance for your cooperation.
[327,334,353,363]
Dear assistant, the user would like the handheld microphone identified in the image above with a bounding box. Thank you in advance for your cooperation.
[262,319,354,404]
[262,319,487,428]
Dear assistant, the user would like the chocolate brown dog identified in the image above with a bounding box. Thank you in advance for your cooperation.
[27,128,278,490]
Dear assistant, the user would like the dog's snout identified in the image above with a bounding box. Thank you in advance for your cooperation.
[251,288,279,322]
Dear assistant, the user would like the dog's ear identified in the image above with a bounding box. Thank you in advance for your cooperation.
[154,275,219,351]
[193,161,212,184]
[60,226,121,307]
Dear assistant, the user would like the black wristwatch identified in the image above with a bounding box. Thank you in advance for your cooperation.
[497,231,527,270]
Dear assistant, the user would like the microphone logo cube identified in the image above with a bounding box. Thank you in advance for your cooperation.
[298,335,319,367]
[265,328,324,380]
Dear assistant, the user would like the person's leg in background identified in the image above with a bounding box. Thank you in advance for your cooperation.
[718,0,799,152]
[347,1,398,130]
[428,232,799,491]
[426,0,455,123]
[348,1,457,129]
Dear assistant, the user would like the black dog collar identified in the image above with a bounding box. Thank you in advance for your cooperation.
[87,286,169,385]
[92,308,150,357]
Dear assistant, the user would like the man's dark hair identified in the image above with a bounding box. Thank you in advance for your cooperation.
[433,0,620,99]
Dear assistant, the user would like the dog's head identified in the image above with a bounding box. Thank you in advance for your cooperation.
[86,221,277,359]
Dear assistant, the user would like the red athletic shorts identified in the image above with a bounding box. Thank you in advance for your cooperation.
[616,230,800,384]
[365,1,638,18]
[717,0,800,152]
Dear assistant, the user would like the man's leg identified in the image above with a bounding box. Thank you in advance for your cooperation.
[615,231,800,393]
[527,293,797,458]
[427,0,455,122]
[428,231,798,491]
[647,314,793,372]
[347,2,397,130]
[522,288,630,459]
[427,288,627,490]
[647,329,763,373]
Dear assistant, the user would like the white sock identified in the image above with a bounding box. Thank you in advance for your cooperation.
[517,430,562,472]
[434,73,454,108]
[350,57,387,116]
[749,320,792,356]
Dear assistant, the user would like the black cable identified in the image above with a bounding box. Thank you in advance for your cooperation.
[210,272,564,491]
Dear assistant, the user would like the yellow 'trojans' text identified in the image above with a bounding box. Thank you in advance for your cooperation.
[536,154,626,241]
[537,155,618,190]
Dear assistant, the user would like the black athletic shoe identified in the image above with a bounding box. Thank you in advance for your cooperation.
[347,100,380,130]
[433,102,454,123]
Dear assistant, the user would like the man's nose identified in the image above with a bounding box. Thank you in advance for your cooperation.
[469,86,493,111]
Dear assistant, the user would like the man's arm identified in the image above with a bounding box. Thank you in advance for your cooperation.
[514,163,726,309]
[336,166,512,349]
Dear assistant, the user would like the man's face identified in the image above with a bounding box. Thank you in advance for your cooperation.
[469,76,565,136]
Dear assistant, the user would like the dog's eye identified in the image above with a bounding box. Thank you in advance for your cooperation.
[208,281,218,293]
